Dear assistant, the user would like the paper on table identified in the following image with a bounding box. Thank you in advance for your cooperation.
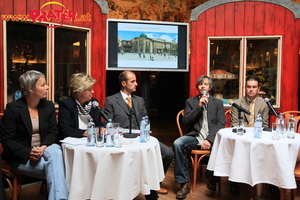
[122,129,152,134]
[60,137,87,145]
[122,129,140,134]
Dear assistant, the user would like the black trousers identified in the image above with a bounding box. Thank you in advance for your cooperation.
[145,141,174,200]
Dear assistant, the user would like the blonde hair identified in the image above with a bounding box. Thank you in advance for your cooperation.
[69,73,96,98]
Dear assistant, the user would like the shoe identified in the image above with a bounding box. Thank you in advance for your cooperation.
[176,182,190,199]
[205,170,219,192]
[230,182,240,195]
[250,195,266,200]
[156,187,168,194]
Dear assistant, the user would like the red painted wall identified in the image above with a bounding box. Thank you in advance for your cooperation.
[0,0,107,113]
[190,1,300,116]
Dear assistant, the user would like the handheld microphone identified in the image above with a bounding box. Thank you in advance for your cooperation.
[264,98,279,118]
[92,101,109,122]
[201,91,208,109]
[229,101,251,115]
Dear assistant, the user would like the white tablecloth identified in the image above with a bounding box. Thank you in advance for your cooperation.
[207,127,300,189]
[62,136,164,200]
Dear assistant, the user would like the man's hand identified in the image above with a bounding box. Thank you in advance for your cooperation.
[201,140,211,150]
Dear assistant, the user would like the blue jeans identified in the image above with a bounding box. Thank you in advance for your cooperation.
[173,135,199,183]
[13,144,68,200]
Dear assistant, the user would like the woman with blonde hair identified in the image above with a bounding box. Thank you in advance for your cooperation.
[58,73,105,140]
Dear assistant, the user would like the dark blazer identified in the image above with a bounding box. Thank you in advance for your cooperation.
[182,95,226,144]
[0,98,57,168]
[104,92,147,129]
[58,97,105,139]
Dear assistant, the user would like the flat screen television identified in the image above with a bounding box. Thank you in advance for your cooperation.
[106,19,189,72]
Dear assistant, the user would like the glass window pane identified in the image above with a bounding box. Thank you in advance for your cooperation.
[209,39,241,104]
[54,28,87,103]
[246,39,278,105]
[6,21,47,103]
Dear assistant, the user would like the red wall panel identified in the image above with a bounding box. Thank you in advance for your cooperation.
[0,0,107,113]
[190,1,300,114]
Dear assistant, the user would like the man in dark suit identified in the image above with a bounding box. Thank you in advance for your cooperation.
[173,75,226,199]
[104,71,174,200]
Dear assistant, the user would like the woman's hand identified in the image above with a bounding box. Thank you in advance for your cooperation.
[29,145,47,161]
[100,127,106,135]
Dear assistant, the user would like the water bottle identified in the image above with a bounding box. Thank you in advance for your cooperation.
[106,119,114,147]
[254,114,262,139]
[140,117,147,143]
[87,118,96,146]
[145,116,150,141]
[287,115,296,139]
[278,113,285,138]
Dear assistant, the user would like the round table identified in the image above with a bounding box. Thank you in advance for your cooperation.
[61,136,164,200]
[207,127,300,189]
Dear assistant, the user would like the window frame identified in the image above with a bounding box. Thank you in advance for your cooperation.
[208,36,282,108]
[3,21,91,107]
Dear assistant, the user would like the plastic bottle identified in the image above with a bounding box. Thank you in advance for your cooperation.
[287,115,296,139]
[139,117,147,143]
[87,118,96,146]
[145,116,150,141]
[278,113,285,138]
[254,114,262,139]
[105,119,115,147]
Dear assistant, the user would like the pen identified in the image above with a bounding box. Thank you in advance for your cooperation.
[32,146,42,156]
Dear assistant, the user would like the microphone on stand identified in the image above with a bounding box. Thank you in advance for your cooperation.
[201,91,208,109]
[123,108,137,138]
[264,98,279,118]
[229,101,251,115]
[92,101,109,123]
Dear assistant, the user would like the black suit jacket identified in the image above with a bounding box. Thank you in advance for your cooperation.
[0,98,57,168]
[182,95,226,143]
[104,92,147,129]
[58,97,105,139]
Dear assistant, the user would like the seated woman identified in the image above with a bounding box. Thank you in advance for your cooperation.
[58,73,105,140]
[0,70,68,200]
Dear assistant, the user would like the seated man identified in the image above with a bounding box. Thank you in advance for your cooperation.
[173,75,226,199]
[230,75,269,199]
[104,71,174,200]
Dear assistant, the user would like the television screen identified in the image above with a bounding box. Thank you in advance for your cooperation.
[106,19,189,72]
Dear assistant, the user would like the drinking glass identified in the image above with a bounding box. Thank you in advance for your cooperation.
[95,127,105,147]
[236,119,244,135]
[114,125,123,148]
[271,123,280,140]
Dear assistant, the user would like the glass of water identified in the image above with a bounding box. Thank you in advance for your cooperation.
[271,123,280,140]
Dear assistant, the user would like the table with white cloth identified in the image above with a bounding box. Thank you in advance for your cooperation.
[61,136,164,200]
[207,127,300,189]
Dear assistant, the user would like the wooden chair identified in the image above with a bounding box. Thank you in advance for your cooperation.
[0,143,26,200]
[176,109,211,192]
[280,162,300,200]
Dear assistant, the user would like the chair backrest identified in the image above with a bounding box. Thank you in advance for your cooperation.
[225,110,231,128]
[176,110,184,137]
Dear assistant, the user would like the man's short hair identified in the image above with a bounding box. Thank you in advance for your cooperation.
[118,71,135,86]
[246,75,260,86]
[195,75,213,89]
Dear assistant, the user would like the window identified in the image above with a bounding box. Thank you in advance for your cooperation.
[5,21,89,105]
[209,36,281,107]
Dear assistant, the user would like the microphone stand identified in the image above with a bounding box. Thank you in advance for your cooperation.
[123,108,137,138]
[232,109,246,133]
